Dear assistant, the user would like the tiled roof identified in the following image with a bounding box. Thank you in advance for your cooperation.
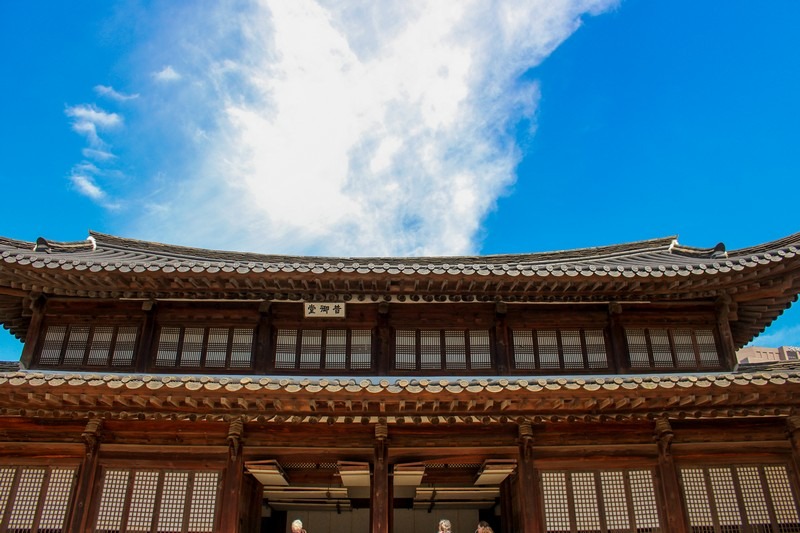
[1,231,799,346]
[0,368,797,424]
[0,229,795,279]
[5,231,796,275]
[1,368,795,393]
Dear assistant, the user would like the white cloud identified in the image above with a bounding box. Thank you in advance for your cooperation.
[115,0,618,256]
[82,148,117,161]
[65,101,127,208]
[65,104,122,129]
[153,65,182,82]
[70,174,106,201]
[94,84,139,101]
[65,104,122,150]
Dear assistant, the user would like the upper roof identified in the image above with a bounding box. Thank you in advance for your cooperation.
[1,231,799,347]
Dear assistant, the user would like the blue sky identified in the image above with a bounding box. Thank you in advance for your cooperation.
[1,0,798,361]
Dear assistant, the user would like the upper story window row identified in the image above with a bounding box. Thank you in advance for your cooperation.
[26,301,730,375]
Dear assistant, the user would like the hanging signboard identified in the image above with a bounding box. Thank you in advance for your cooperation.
[304,302,346,318]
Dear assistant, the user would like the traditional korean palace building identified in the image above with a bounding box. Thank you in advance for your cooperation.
[1,231,800,533]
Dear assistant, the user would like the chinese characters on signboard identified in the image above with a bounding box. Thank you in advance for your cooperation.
[304,302,346,318]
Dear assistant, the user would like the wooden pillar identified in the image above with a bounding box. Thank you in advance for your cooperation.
[494,302,510,374]
[68,419,102,532]
[19,294,46,369]
[134,300,157,373]
[218,418,245,532]
[654,418,689,533]
[376,303,391,375]
[255,301,272,374]
[371,421,390,533]
[785,416,800,492]
[607,302,626,374]
[516,420,544,533]
[500,476,514,533]
[715,295,738,370]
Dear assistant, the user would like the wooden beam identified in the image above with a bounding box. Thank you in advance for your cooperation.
[371,424,390,533]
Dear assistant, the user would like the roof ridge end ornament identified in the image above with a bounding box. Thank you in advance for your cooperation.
[34,237,49,252]
[87,235,97,251]
[711,242,727,259]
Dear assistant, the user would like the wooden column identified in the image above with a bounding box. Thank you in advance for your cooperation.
[516,420,544,533]
[19,294,46,369]
[785,416,800,492]
[68,419,102,532]
[371,421,390,533]
[654,418,689,533]
[218,418,245,532]
[715,295,738,370]
[500,476,514,533]
[255,301,272,374]
[134,300,157,373]
[376,303,391,375]
[494,302,510,374]
[607,302,626,374]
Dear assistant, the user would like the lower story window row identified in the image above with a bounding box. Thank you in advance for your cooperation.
[0,465,77,532]
[541,469,661,533]
[680,464,800,533]
[93,468,221,533]
[539,464,800,533]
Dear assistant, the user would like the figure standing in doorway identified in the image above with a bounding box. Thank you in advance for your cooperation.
[476,520,494,533]
[291,519,307,533]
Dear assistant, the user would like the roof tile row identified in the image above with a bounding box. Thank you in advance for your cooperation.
[1,369,797,394]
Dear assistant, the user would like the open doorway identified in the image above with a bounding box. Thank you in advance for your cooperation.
[246,458,513,533]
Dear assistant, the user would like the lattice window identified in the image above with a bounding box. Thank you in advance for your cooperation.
[511,329,609,372]
[650,329,674,368]
[0,466,77,532]
[275,329,298,369]
[299,329,323,369]
[127,470,159,531]
[322,329,344,369]
[696,330,721,367]
[542,471,571,532]
[445,330,467,370]
[420,330,442,370]
[512,330,536,370]
[273,329,373,371]
[538,330,560,369]
[673,329,697,368]
[154,326,255,371]
[561,330,585,370]
[469,331,492,370]
[585,330,609,370]
[36,324,139,368]
[205,327,230,368]
[540,469,660,533]
[350,330,372,370]
[93,469,220,533]
[395,330,416,371]
[625,327,721,371]
[393,329,494,372]
[680,464,800,533]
